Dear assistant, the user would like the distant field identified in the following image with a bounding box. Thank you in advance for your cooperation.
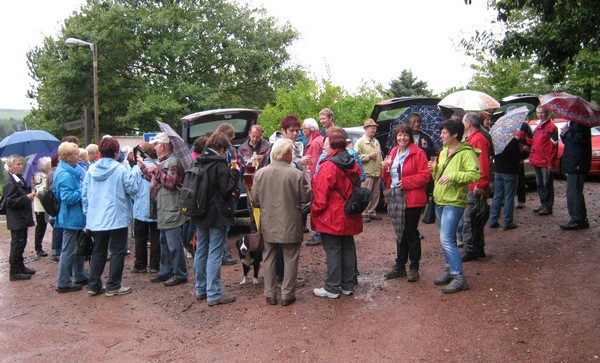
[0,109,30,121]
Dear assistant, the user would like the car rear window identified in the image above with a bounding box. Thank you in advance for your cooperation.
[189,118,249,140]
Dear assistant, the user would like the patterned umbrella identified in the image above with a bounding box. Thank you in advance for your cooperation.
[490,106,529,155]
[439,90,500,111]
[0,130,60,158]
[156,121,192,171]
[539,92,600,127]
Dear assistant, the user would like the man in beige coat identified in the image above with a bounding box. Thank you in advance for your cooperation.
[252,139,312,307]
[355,118,383,222]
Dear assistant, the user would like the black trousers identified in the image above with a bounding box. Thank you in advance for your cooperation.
[34,212,47,252]
[10,229,28,274]
[396,207,422,271]
[133,219,161,270]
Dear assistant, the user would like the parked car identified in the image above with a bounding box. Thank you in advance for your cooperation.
[591,126,600,175]
[180,108,261,219]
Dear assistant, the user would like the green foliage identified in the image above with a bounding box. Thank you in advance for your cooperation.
[385,70,433,98]
[493,0,600,86]
[259,78,382,136]
[25,0,299,141]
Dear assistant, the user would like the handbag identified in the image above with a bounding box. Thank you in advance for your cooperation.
[421,196,436,224]
[248,232,264,252]
[77,229,94,257]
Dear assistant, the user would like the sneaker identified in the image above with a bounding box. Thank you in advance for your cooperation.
[533,205,544,213]
[20,266,36,275]
[441,275,469,294]
[407,270,420,282]
[88,288,106,296]
[537,208,552,216]
[130,266,148,273]
[384,265,407,280]
[105,286,132,297]
[433,271,454,286]
[36,250,48,257]
[57,285,83,293]
[341,289,354,296]
[9,273,32,281]
[559,220,581,230]
[221,255,237,266]
[502,223,518,230]
[306,236,322,246]
[207,294,236,306]
[313,287,340,299]
[150,274,171,283]
[164,277,188,287]
[148,268,159,273]
[370,214,382,221]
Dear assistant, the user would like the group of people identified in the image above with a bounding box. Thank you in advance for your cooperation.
[2,104,591,302]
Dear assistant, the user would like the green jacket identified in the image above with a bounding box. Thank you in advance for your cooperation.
[432,143,480,208]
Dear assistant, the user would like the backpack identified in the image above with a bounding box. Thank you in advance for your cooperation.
[331,165,371,215]
[37,188,60,217]
[179,160,209,218]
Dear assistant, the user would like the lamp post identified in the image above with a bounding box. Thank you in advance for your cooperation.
[65,37,99,143]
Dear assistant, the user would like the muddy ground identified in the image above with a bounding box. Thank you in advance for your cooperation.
[1,178,599,362]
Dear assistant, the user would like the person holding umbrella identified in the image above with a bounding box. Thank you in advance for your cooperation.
[3,155,37,281]
[559,121,591,230]
[530,106,559,216]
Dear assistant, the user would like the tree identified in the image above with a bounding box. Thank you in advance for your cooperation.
[385,70,433,98]
[493,0,600,95]
[25,0,299,140]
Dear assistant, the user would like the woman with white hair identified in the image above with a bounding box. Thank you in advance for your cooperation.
[302,118,324,179]
[32,156,52,257]
[3,155,37,281]
[252,138,312,306]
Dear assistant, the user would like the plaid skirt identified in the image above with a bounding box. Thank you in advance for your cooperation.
[384,188,406,242]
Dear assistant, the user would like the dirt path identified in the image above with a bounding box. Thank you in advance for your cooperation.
[1,178,599,362]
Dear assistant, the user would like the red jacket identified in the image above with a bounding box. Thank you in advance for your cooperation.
[382,144,430,208]
[465,129,491,194]
[529,119,558,168]
[305,132,324,179]
[311,149,363,236]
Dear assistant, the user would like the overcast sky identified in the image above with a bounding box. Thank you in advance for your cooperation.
[0,0,495,110]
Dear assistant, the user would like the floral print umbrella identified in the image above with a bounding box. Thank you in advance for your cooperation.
[539,92,600,127]
[490,106,529,155]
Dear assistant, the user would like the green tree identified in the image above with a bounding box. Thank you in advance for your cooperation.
[25,0,298,141]
[493,0,600,99]
[385,70,433,98]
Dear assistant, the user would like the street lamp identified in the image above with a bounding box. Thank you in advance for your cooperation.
[65,37,99,143]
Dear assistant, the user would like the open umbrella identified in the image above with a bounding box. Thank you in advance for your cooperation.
[539,92,600,127]
[490,106,529,155]
[386,104,449,152]
[0,130,61,158]
[156,121,192,171]
[24,150,57,187]
[439,90,500,111]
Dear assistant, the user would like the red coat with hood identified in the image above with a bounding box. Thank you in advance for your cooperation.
[382,144,430,208]
[311,149,363,236]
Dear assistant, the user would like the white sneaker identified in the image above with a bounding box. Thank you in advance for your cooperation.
[105,286,132,297]
[341,289,354,296]
[313,287,340,299]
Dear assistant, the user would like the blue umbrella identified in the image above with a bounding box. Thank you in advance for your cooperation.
[24,150,57,187]
[0,130,61,158]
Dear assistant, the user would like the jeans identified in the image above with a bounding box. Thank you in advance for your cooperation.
[534,167,554,210]
[395,207,422,271]
[159,227,188,280]
[51,224,63,258]
[195,226,226,301]
[435,204,464,275]
[89,228,128,292]
[9,229,28,274]
[566,173,587,222]
[57,229,88,288]
[133,219,160,271]
[321,233,357,294]
[34,212,47,252]
[490,172,518,226]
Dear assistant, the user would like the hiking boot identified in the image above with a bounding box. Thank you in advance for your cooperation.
[461,250,478,262]
[407,270,420,282]
[306,236,322,246]
[105,286,132,297]
[208,294,236,306]
[221,255,237,266]
[384,265,407,280]
[441,274,469,294]
[537,208,552,216]
[433,271,454,286]
[533,205,544,213]
[560,220,581,230]
[9,273,32,281]
[313,287,340,299]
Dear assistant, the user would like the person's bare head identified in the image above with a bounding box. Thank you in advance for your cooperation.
[319,108,334,129]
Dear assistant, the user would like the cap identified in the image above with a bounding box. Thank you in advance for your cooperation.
[363,118,378,128]
[149,132,170,144]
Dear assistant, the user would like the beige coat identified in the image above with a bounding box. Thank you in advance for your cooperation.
[252,160,312,244]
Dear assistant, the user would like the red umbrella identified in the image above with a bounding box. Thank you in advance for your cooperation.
[539,92,600,127]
